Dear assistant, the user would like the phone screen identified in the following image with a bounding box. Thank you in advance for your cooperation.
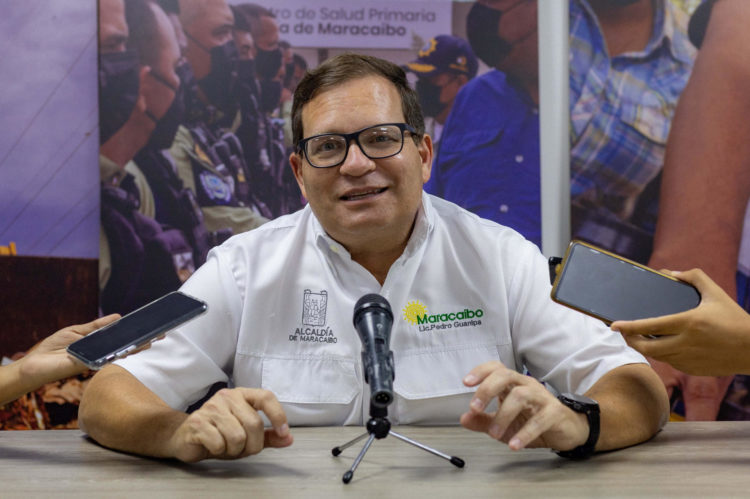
[67,291,206,368]
[551,242,701,324]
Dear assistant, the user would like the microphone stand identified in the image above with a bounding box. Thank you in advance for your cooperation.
[332,402,465,484]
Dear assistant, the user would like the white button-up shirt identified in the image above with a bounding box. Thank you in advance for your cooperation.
[117,193,645,426]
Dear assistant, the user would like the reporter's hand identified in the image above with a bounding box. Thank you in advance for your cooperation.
[168,388,293,462]
[460,361,589,452]
[20,314,121,384]
[611,269,750,376]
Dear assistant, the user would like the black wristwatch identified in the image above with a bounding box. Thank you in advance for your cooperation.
[556,392,600,459]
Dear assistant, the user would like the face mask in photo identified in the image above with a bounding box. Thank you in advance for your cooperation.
[259,78,282,113]
[197,40,240,115]
[145,71,185,151]
[99,50,140,144]
[466,2,513,68]
[255,47,282,80]
[415,78,445,118]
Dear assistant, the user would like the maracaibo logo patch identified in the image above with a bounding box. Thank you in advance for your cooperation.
[402,300,483,332]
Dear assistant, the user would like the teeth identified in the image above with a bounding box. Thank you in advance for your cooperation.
[344,188,383,200]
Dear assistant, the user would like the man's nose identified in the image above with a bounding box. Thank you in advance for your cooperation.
[339,140,376,177]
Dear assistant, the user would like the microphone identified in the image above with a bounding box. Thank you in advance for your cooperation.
[353,293,395,408]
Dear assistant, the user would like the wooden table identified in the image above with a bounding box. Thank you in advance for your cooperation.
[1,422,748,497]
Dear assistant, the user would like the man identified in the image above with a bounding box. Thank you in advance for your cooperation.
[168,0,268,234]
[644,0,750,420]
[428,0,695,255]
[405,35,478,149]
[232,3,283,115]
[231,3,299,217]
[98,0,197,314]
[80,53,667,462]
[425,0,542,245]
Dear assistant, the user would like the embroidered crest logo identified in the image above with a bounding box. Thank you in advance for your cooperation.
[302,289,328,326]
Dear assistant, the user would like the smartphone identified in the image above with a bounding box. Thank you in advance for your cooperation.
[67,291,207,369]
[551,240,701,324]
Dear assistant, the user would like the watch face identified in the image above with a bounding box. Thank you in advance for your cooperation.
[559,393,598,409]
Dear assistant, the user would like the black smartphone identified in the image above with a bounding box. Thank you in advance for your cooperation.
[551,240,701,324]
[67,291,207,369]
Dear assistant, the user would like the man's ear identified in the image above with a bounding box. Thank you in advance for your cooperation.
[417,134,433,184]
[289,151,307,199]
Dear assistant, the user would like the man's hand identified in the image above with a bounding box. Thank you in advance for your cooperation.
[168,388,293,462]
[460,361,589,452]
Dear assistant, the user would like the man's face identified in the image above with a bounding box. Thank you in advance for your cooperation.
[479,0,538,78]
[180,0,234,79]
[99,0,128,54]
[234,29,254,60]
[255,15,280,51]
[142,4,182,120]
[290,76,432,251]
[430,72,463,106]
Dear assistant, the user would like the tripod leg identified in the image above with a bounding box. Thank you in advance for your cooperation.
[342,433,377,484]
[389,430,465,468]
[331,431,369,456]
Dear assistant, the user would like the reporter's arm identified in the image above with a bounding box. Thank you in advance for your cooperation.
[0,314,119,406]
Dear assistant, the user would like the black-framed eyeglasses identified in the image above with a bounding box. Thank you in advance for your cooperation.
[296,122,417,168]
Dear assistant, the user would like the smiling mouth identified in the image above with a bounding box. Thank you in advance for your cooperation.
[340,187,387,201]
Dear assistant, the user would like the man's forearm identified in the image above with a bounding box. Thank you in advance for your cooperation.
[585,363,669,451]
[79,365,187,458]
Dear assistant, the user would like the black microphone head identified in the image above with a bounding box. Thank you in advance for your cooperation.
[353,293,393,326]
[352,293,395,408]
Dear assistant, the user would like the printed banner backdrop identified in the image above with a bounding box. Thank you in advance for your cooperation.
[258,1,452,49]
[4,0,750,428]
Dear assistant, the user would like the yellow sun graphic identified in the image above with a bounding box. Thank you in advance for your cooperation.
[402,300,428,325]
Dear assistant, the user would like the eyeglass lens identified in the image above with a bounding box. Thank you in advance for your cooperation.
[305,124,405,167]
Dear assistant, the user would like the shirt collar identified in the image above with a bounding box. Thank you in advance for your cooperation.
[657,0,695,65]
[579,0,694,65]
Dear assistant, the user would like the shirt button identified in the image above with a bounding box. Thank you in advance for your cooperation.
[499,204,509,213]
[329,244,339,253]
[515,155,524,163]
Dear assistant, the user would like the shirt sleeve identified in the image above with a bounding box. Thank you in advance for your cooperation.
[505,237,647,395]
[114,248,243,410]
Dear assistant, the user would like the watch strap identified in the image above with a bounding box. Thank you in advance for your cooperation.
[556,393,600,459]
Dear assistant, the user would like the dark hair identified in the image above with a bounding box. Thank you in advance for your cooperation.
[232,3,275,35]
[125,0,161,67]
[291,53,425,151]
[292,53,307,70]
